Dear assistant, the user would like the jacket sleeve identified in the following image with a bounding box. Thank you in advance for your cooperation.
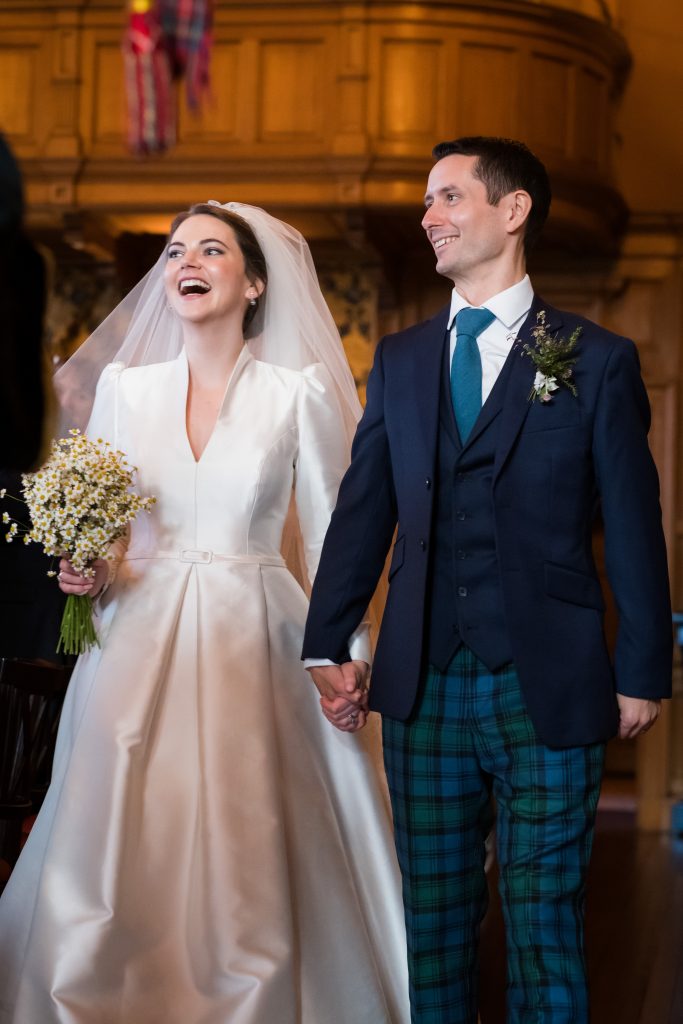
[592,337,672,698]
[302,339,398,662]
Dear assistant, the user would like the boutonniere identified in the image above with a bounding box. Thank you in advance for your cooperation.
[522,311,582,403]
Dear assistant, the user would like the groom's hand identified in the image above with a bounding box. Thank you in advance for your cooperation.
[616,693,661,739]
[307,661,368,703]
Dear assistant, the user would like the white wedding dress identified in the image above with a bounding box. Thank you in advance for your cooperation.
[0,348,409,1024]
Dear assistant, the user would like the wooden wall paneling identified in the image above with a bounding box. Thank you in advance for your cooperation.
[637,380,677,829]
[79,28,127,156]
[573,63,609,171]
[257,31,329,149]
[379,39,442,139]
[456,39,520,139]
[368,23,449,156]
[177,39,243,146]
[44,7,82,160]
[331,17,369,158]
[526,48,573,157]
[0,33,47,156]
[0,47,37,139]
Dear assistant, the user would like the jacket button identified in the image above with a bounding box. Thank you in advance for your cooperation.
[457,549,467,560]
[458,586,468,597]
[456,510,466,521]
[419,539,427,551]
[425,478,431,489]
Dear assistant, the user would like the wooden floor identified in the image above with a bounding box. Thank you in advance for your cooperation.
[4,797,682,1021]
[478,806,683,1023]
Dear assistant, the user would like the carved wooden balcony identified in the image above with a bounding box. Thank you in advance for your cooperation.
[0,0,630,252]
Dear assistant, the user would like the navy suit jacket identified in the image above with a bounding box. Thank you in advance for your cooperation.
[303,295,672,747]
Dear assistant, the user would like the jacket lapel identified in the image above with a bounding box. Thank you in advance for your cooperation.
[439,322,460,447]
[492,296,564,482]
[409,304,450,463]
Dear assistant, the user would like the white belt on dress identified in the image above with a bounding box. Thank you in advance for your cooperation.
[123,549,286,567]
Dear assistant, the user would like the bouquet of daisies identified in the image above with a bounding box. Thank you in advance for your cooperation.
[2,429,155,655]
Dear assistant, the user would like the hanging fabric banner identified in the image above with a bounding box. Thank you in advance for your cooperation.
[159,0,213,111]
[123,0,213,155]
[123,0,174,154]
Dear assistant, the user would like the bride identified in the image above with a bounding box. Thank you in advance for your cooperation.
[0,203,409,1024]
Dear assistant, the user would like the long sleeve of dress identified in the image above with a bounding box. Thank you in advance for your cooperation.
[294,364,371,664]
[85,363,130,583]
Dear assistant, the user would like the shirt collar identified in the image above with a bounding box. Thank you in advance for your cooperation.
[447,274,534,331]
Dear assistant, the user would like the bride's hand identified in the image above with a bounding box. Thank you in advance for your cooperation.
[320,693,368,733]
[58,557,108,597]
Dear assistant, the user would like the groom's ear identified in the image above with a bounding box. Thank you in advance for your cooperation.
[504,189,533,238]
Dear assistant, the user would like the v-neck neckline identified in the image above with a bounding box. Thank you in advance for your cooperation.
[180,345,252,465]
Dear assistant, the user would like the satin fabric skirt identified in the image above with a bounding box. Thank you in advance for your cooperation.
[0,557,409,1023]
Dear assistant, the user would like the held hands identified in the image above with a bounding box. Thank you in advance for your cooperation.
[57,557,109,598]
[307,661,370,733]
[616,693,661,740]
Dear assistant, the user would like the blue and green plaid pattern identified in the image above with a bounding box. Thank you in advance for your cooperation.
[382,647,604,1023]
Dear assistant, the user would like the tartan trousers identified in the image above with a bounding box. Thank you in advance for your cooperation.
[382,647,605,1024]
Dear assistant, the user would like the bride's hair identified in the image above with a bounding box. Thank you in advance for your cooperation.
[167,203,268,334]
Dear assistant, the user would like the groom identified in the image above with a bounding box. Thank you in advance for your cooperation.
[303,137,672,1022]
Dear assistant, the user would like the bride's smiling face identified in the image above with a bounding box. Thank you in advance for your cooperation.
[163,214,260,326]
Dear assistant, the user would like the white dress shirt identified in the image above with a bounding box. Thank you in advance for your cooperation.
[306,275,534,671]
[448,274,534,402]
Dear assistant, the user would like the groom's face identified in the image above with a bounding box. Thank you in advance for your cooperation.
[422,154,512,284]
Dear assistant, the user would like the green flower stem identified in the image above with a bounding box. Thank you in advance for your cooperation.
[57,594,100,655]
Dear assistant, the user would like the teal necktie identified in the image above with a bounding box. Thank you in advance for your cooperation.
[451,306,495,442]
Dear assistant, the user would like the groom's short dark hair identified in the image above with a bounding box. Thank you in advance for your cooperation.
[432,136,551,252]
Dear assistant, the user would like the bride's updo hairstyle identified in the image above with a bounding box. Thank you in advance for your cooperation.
[167,203,268,336]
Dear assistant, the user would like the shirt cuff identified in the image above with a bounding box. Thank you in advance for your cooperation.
[348,622,371,665]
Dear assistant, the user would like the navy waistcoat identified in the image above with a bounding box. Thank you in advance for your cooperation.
[426,337,515,671]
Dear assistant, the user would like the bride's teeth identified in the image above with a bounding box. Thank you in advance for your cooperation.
[179,279,211,295]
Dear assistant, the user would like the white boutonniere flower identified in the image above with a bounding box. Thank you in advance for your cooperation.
[532,372,559,403]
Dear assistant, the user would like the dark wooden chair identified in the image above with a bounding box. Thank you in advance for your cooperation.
[0,658,71,885]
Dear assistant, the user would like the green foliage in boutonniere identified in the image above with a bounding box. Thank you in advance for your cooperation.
[522,311,582,403]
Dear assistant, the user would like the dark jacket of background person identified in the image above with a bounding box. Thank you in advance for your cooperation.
[0,134,48,473]
[0,137,69,664]
[0,470,73,667]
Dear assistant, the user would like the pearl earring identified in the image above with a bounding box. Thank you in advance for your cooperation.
[249,297,257,306]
